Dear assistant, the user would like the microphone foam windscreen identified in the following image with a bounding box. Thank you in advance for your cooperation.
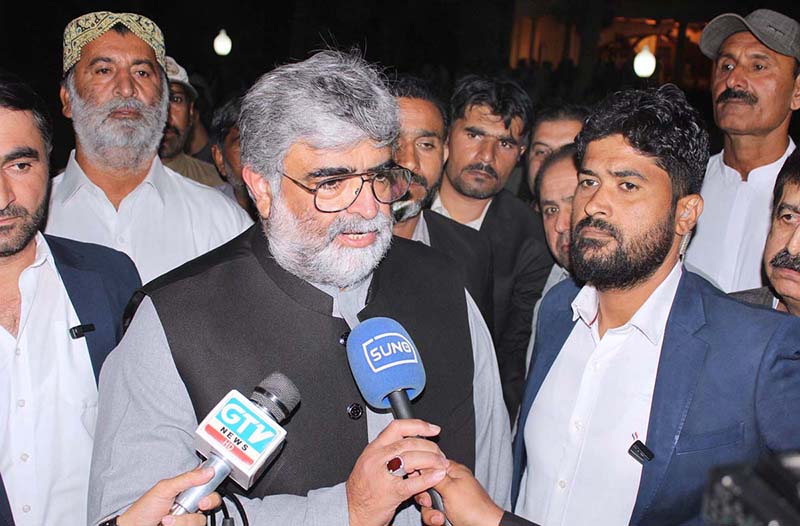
[346,317,426,409]
[251,372,301,422]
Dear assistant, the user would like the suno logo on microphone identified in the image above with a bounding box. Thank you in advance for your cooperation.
[362,331,419,373]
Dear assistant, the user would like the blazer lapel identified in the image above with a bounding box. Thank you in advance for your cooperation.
[49,243,116,384]
[0,476,15,526]
[511,280,580,507]
[630,271,709,524]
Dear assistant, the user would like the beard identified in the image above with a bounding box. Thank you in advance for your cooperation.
[67,75,168,171]
[265,195,393,289]
[570,209,675,291]
[392,170,440,223]
[0,189,48,258]
[158,124,189,159]
[447,162,503,199]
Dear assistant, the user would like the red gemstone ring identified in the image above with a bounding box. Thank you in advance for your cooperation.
[386,456,407,477]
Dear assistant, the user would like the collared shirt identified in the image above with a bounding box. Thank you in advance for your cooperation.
[431,194,492,231]
[516,263,683,526]
[685,139,796,293]
[0,234,96,526]
[46,151,252,283]
[525,264,571,373]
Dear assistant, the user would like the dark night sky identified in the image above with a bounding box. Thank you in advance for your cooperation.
[1,0,798,166]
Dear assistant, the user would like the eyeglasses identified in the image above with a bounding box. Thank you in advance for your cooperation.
[281,165,412,213]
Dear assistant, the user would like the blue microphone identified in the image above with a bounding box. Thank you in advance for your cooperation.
[346,317,425,415]
[347,317,452,525]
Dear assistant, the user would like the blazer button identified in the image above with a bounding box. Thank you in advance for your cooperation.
[347,402,363,420]
[339,331,350,346]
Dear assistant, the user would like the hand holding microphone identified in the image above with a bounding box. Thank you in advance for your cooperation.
[113,468,221,526]
[170,372,300,516]
[345,317,454,526]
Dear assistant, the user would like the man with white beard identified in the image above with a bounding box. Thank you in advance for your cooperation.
[88,50,511,526]
[46,12,251,283]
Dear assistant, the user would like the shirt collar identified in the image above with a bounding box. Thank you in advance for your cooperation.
[31,232,56,273]
[411,212,430,246]
[571,262,683,346]
[430,194,492,230]
[719,137,796,183]
[57,150,166,206]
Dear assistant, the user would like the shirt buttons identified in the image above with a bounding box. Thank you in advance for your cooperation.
[20,453,29,462]
[17,399,25,408]
[558,480,567,489]
[117,235,126,245]
[573,421,583,432]
[14,347,21,356]
[338,331,350,346]
[22,505,30,513]
[346,402,363,420]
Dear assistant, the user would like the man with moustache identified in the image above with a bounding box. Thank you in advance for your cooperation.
[159,56,224,188]
[734,148,800,315]
[389,76,494,330]
[46,12,251,283]
[418,84,800,526]
[685,9,800,292]
[89,51,511,526]
[433,75,552,418]
[524,144,578,371]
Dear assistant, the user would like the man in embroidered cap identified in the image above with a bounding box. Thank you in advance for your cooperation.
[685,8,800,293]
[46,12,251,283]
[159,56,224,188]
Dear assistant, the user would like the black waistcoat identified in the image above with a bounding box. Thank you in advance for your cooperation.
[133,226,475,498]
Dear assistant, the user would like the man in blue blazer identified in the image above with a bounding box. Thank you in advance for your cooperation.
[0,71,219,526]
[418,85,800,526]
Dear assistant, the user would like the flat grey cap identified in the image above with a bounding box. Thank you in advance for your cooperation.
[700,9,800,62]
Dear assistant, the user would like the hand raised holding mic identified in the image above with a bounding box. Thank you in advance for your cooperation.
[416,461,505,526]
[346,419,449,526]
[345,317,454,526]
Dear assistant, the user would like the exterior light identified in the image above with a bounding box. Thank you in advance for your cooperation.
[633,45,656,78]
[214,29,232,56]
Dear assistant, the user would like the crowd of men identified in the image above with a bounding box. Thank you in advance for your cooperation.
[0,6,799,526]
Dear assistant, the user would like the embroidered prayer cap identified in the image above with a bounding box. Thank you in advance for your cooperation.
[62,11,166,75]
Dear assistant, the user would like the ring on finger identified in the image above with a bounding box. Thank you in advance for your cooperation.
[386,456,407,477]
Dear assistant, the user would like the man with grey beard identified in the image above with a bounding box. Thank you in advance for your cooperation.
[89,50,511,526]
[45,12,251,283]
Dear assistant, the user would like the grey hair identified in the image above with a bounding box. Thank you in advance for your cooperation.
[239,50,399,193]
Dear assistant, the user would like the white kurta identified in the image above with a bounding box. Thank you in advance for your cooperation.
[686,140,795,292]
[46,151,252,283]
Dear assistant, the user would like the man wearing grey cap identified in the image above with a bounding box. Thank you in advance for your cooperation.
[685,8,800,293]
[159,56,225,188]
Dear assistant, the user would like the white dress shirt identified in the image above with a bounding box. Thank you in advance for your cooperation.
[431,194,492,230]
[0,234,97,526]
[46,151,253,283]
[686,139,795,293]
[516,263,683,526]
